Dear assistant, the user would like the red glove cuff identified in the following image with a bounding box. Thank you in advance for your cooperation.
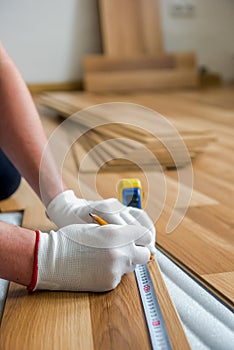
[27,230,40,292]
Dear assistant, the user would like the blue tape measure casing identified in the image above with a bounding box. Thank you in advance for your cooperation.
[117,178,143,209]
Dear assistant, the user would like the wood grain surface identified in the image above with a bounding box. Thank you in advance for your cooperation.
[84,67,198,93]
[0,111,190,349]
[0,265,190,350]
[99,0,163,55]
[83,53,198,93]
[83,54,176,72]
[1,86,234,349]
[38,86,234,308]
[71,127,215,171]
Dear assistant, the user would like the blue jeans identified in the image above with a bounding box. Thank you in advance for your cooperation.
[0,149,21,200]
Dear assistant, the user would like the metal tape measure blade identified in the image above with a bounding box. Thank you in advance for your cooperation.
[135,264,172,350]
[118,178,171,349]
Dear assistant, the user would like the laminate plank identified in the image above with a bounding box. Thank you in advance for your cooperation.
[83,54,176,72]
[176,86,234,110]
[72,139,101,172]
[174,52,197,68]
[38,94,77,117]
[83,52,196,72]
[0,284,94,350]
[156,208,234,275]
[192,149,234,185]
[83,53,198,93]
[200,204,234,227]
[192,170,234,207]
[158,245,234,310]
[72,132,215,172]
[146,93,234,127]
[149,260,191,350]
[0,179,54,231]
[202,272,234,304]
[38,90,234,130]
[99,0,163,55]
[84,68,198,93]
[89,273,152,350]
[0,263,190,350]
[60,107,215,171]
[164,176,218,208]
[122,133,215,167]
[186,206,234,238]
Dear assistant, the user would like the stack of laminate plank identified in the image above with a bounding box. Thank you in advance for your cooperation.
[83,53,198,93]
[39,91,215,172]
[72,123,215,172]
[82,0,198,93]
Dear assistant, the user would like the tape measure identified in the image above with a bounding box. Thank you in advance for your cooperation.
[117,178,143,209]
[135,265,172,350]
[117,178,172,350]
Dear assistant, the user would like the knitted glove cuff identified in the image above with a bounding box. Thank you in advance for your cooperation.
[27,230,40,292]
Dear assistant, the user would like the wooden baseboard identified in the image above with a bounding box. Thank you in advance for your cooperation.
[27,73,223,95]
[27,81,83,95]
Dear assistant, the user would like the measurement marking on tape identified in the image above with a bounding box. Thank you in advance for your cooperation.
[135,264,172,350]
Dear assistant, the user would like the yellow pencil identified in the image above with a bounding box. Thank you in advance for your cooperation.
[89,212,153,261]
[89,212,108,225]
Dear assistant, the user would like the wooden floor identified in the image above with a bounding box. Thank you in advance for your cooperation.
[0,85,233,349]
[38,85,234,308]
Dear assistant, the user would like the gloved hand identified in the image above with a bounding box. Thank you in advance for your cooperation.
[46,190,156,254]
[28,223,151,292]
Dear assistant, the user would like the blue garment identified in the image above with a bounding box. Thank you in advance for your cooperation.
[0,149,21,200]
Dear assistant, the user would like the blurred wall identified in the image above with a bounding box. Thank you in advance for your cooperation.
[0,0,102,83]
[160,0,234,82]
[0,0,233,83]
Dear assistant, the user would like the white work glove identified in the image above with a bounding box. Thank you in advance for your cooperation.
[28,224,151,292]
[46,190,156,254]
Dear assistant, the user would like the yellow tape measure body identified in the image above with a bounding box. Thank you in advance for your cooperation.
[117,178,143,209]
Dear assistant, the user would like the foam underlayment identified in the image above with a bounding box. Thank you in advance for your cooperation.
[0,212,233,349]
[157,249,234,350]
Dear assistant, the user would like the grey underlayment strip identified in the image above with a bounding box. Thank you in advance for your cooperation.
[157,249,234,350]
[0,212,23,325]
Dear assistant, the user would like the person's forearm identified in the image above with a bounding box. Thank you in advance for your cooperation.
[0,222,36,286]
[0,43,67,206]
